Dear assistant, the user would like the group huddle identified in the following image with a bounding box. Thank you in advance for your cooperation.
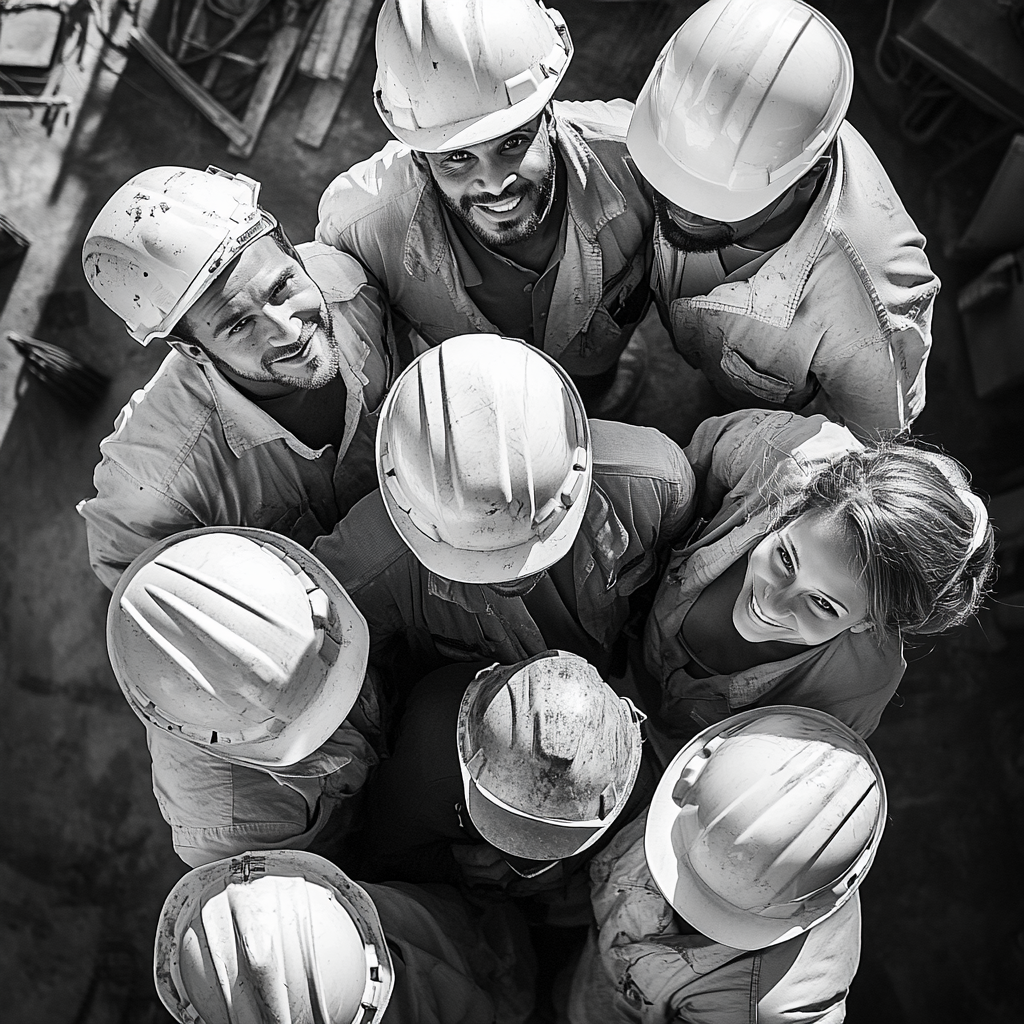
[75,0,993,1021]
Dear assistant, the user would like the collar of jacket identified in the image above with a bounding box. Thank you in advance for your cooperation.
[194,326,371,462]
[425,482,631,612]
[668,123,849,332]
[400,113,630,282]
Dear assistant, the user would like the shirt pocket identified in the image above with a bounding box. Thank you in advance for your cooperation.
[720,347,795,404]
[265,500,331,548]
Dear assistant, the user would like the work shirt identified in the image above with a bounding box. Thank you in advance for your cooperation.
[147,675,384,868]
[643,410,904,753]
[654,120,937,438]
[368,882,536,1024]
[315,102,654,378]
[77,243,394,591]
[312,420,695,679]
[568,815,861,1024]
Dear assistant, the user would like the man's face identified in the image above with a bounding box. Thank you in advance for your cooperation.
[653,192,784,253]
[182,236,338,391]
[424,114,557,248]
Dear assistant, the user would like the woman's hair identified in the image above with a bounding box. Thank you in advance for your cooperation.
[777,442,996,638]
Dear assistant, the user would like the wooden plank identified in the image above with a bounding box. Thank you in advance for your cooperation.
[311,0,353,80]
[299,0,330,76]
[129,28,252,149]
[227,24,303,158]
[329,0,375,79]
[294,78,346,148]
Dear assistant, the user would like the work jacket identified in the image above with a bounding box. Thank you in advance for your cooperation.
[312,421,694,677]
[369,882,536,1024]
[568,815,860,1024]
[78,244,394,591]
[148,678,384,868]
[315,103,654,377]
[653,121,938,438]
[643,410,904,754]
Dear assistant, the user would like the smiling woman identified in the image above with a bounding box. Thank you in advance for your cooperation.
[638,409,995,759]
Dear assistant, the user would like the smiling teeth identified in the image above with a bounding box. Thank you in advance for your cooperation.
[480,197,521,213]
[750,592,779,628]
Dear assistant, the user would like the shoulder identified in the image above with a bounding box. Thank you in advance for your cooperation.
[297,242,375,301]
[591,420,688,483]
[317,141,427,234]
[554,98,634,140]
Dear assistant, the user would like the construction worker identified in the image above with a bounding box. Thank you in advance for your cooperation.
[636,409,994,764]
[568,706,887,1023]
[106,527,383,868]
[620,0,938,438]
[315,0,654,420]
[312,333,694,685]
[154,849,537,1023]
[78,165,395,591]
[361,652,651,910]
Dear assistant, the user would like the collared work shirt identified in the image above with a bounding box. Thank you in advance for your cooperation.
[653,121,938,438]
[644,410,904,744]
[316,104,654,377]
[568,815,861,1024]
[78,244,394,591]
[312,420,694,675]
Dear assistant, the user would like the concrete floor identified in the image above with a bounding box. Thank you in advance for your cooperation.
[1,1,1023,1021]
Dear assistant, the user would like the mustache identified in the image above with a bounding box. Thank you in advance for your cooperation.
[262,311,327,367]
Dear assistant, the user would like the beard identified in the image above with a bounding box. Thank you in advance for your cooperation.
[438,159,557,250]
[653,193,735,253]
[204,303,341,390]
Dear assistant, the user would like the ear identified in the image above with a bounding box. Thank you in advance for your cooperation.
[849,620,873,634]
[165,336,206,363]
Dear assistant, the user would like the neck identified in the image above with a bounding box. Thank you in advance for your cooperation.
[736,158,832,252]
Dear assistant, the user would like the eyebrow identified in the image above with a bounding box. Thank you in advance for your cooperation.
[212,269,292,338]
[785,534,850,615]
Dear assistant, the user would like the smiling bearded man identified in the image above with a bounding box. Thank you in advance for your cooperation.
[78,165,396,591]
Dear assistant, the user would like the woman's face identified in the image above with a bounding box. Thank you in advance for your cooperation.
[732,511,872,646]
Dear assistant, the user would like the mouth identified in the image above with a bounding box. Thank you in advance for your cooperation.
[473,194,524,218]
[749,590,783,630]
[271,322,318,365]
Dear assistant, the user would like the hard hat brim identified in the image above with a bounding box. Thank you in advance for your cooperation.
[154,850,393,1024]
[644,705,886,951]
[108,526,370,769]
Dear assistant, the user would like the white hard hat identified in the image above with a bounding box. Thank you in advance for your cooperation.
[154,850,392,1024]
[627,0,853,222]
[373,0,573,152]
[645,706,885,951]
[376,334,592,584]
[107,527,369,769]
[83,166,277,345]
[458,652,646,859]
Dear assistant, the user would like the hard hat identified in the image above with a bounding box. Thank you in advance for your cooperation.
[457,652,646,859]
[376,334,592,584]
[373,0,573,152]
[107,527,369,769]
[83,165,277,345]
[154,850,392,1024]
[627,0,854,222]
[645,706,886,951]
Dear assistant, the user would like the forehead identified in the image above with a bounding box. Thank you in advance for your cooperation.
[191,235,293,312]
[427,114,546,160]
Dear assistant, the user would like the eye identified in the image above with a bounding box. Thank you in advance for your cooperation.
[442,150,473,167]
[777,545,794,572]
[500,134,530,153]
[810,595,838,616]
[270,272,295,301]
[227,316,252,336]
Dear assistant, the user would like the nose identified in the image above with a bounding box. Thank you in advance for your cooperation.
[474,153,517,196]
[263,301,303,346]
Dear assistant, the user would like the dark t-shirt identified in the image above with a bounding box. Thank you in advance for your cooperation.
[251,371,348,452]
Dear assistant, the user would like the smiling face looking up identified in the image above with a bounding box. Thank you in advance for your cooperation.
[423,114,557,249]
[179,236,338,395]
[732,510,871,647]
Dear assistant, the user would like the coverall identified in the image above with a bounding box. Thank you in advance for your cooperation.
[315,102,654,382]
[312,420,695,683]
[368,881,537,1024]
[641,410,903,762]
[568,815,861,1024]
[562,103,939,438]
[147,679,384,868]
[78,243,393,591]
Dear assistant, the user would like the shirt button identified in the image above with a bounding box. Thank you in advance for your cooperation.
[523,283,534,293]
